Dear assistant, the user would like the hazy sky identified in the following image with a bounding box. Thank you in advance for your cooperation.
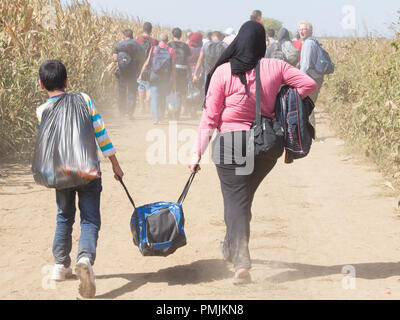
[86,0,399,38]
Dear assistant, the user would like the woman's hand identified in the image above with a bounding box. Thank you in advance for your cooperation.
[188,153,201,173]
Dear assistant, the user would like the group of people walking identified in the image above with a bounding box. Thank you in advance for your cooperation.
[113,23,233,123]
[113,15,326,126]
[36,9,333,298]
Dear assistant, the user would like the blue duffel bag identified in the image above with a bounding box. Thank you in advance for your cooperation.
[118,172,196,257]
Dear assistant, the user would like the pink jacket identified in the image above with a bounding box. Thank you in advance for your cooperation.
[194,58,318,156]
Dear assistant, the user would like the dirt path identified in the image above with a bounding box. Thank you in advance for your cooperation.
[1,105,400,300]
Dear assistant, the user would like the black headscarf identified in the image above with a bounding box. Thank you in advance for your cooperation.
[204,20,266,97]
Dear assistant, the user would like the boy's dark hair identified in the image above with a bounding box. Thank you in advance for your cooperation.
[172,27,182,39]
[206,31,212,40]
[267,29,275,38]
[39,60,67,92]
[123,29,134,39]
[143,22,152,34]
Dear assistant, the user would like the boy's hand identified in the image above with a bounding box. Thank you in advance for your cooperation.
[113,162,124,181]
[108,155,124,181]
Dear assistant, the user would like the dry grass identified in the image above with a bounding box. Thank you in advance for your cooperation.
[0,0,171,158]
[320,13,400,180]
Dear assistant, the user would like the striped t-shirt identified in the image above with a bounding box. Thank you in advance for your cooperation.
[36,92,116,160]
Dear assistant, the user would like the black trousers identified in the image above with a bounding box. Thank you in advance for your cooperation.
[213,131,278,270]
[118,73,138,116]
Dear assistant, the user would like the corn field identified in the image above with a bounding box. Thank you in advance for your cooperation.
[0,0,171,158]
[320,13,400,179]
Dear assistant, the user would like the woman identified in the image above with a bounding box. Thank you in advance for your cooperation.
[188,21,317,284]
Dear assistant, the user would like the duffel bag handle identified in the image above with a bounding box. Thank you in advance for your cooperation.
[118,168,197,209]
[177,168,198,205]
[118,176,137,210]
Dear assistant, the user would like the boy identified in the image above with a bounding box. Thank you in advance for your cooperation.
[36,60,124,298]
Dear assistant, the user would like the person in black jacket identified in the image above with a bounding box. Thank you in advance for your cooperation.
[168,27,191,119]
[113,29,145,119]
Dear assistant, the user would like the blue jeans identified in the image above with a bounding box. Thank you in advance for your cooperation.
[150,85,169,122]
[53,178,102,267]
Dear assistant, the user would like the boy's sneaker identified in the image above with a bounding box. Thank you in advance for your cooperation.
[50,264,73,281]
[75,257,96,299]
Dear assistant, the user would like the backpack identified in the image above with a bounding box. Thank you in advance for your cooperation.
[150,46,172,83]
[204,41,226,73]
[117,51,132,70]
[139,37,154,81]
[310,38,335,75]
[270,42,285,61]
[139,36,153,59]
[115,39,145,74]
[271,42,299,67]
[281,41,300,67]
[169,41,187,66]
[275,85,315,164]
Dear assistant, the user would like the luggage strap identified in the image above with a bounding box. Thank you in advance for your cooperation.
[177,171,197,205]
[118,176,137,210]
[118,170,198,210]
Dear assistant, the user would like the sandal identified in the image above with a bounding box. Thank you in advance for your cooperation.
[233,269,252,285]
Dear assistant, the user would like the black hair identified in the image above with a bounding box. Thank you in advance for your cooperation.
[123,29,134,39]
[267,29,275,38]
[143,22,152,34]
[39,60,67,92]
[172,27,182,39]
[212,31,224,41]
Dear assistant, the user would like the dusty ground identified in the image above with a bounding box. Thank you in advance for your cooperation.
[1,104,400,300]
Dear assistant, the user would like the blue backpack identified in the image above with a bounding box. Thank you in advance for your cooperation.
[275,85,315,164]
[118,173,196,257]
[150,46,172,83]
[311,38,335,75]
